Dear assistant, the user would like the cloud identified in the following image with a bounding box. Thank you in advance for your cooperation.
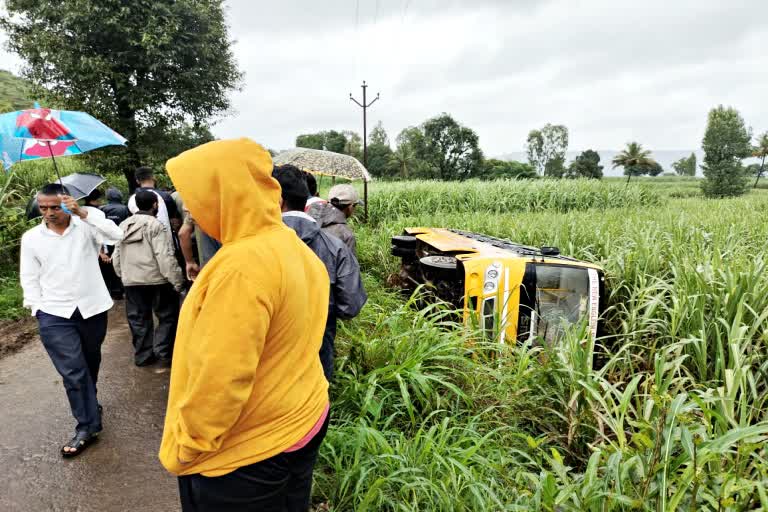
[217,0,767,154]
[2,0,766,155]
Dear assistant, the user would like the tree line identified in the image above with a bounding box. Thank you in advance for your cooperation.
[299,106,767,198]
[296,114,605,182]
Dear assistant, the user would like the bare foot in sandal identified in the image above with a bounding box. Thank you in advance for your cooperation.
[61,431,98,458]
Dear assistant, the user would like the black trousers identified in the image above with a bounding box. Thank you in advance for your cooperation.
[178,414,330,512]
[124,284,179,364]
[37,309,107,434]
[99,258,124,298]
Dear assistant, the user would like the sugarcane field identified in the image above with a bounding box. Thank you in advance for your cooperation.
[1,1,767,511]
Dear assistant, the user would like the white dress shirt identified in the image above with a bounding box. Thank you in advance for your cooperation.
[128,190,170,230]
[20,211,124,319]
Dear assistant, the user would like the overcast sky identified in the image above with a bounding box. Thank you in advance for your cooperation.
[2,0,766,155]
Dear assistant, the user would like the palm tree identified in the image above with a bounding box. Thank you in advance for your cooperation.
[389,144,416,180]
[752,132,768,188]
[612,142,656,184]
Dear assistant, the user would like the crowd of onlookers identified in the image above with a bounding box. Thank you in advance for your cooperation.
[20,139,367,510]
[78,165,366,370]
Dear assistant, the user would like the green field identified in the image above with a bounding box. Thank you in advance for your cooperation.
[316,179,768,510]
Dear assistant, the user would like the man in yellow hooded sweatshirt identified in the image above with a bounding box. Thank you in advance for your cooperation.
[159,139,331,511]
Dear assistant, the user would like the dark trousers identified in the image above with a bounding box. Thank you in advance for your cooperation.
[125,284,179,365]
[319,310,337,381]
[178,413,330,512]
[99,258,124,298]
[37,309,107,434]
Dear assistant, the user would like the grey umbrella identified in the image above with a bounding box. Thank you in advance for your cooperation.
[272,148,372,182]
[27,172,106,219]
[58,173,106,199]
[273,148,373,220]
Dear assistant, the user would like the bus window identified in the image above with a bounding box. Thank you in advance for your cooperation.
[520,264,598,345]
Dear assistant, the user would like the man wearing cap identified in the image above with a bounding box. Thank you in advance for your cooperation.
[307,183,362,256]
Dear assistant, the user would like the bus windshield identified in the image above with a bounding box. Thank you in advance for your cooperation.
[520,264,599,344]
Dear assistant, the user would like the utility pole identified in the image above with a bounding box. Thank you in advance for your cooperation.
[350,80,379,222]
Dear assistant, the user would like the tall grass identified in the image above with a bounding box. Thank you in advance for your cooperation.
[316,191,768,510]
[366,179,660,220]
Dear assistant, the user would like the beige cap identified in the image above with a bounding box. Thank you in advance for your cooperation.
[328,184,363,205]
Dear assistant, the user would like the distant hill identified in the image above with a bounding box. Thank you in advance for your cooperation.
[0,70,32,112]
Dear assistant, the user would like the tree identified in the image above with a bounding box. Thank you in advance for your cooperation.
[2,1,241,189]
[368,121,389,147]
[525,124,569,177]
[324,130,347,154]
[544,155,567,178]
[390,126,436,178]
[752,132,768,188]
[612,142,656,184]
[342,130,363,160]
[671,153,697,176]
[646,161,664,177]
[296,130,348,154]
[422,113,483,180]
[353,122,391,177]
[388,144,416,179]
[564,150,603,179]
[140,123,215,171]
[701,106,752,198]
[296,133,326,150]
[481,159,537,180]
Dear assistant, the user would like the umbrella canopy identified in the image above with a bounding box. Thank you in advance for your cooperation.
[0,106,127,170]
[58,172,106,199]
[273,148,372,182]
[25,172,106,219]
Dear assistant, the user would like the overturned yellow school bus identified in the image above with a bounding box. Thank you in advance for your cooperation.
[391,228,605,343]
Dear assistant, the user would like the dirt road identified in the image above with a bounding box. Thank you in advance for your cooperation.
[0,305,180,512]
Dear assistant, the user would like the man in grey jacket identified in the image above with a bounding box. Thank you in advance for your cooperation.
[113,190,184,367]
[307,184,361,257]
[274,166,367,380]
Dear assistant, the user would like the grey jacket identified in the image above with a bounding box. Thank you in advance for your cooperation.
[112,212,184,291]
[307,202,357,256]
[282,211,367,380]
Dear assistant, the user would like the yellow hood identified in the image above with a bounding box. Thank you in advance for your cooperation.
[166,138,281,244]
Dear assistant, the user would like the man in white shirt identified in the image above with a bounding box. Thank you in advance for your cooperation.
[127,166,181,231]
[19,183,123,458]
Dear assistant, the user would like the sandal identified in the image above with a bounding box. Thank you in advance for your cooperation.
[61,431,98,458]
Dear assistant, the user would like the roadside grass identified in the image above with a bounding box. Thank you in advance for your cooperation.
[0,270,25,321]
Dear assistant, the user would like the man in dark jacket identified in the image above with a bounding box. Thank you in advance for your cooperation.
[99,188,131,299]
[273,165,367,380]
[101,188,130,226]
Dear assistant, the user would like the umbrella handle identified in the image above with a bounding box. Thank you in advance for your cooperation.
[47,145,73,214]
